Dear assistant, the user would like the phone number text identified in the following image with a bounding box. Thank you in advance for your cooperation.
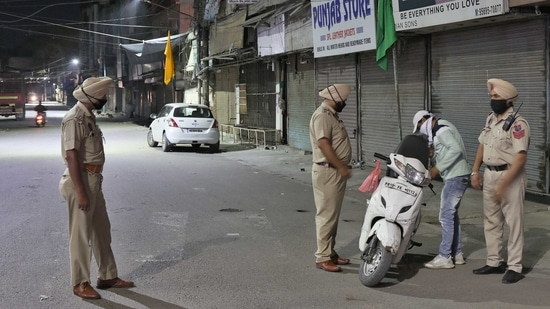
[475,4,502,16]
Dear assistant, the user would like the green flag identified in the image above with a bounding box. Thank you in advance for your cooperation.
[376,0,397,71]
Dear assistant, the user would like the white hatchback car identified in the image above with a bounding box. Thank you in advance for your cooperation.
[147,103,220,152]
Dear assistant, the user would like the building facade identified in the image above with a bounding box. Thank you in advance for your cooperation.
[80,0,550,195]
[198,0,550,195]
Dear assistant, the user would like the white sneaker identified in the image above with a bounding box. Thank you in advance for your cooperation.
[454,252,466,265]
[424,254,455,269]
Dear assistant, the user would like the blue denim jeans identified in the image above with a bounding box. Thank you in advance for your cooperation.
[439,174,470,257]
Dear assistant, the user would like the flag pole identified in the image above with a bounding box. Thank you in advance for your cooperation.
[375,0,401,140]
[392,45,402,141]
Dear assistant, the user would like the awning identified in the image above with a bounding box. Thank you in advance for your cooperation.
[209,10,247,56]
[247,0,288,16]
[120,32,189,65]
[242,10,276,28]
[243,1,308,28]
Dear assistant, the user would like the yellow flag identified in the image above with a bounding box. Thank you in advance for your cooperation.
[164,30,175,85]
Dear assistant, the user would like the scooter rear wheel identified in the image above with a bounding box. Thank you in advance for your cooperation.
[358,235,393,287]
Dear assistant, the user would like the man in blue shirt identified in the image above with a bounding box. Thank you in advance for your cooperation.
[414,111,471,269]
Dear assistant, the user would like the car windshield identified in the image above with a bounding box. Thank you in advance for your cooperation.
[173,107,212,118]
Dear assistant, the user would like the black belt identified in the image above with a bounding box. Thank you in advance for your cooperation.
[486,164,508,172]
[316,162,334,168]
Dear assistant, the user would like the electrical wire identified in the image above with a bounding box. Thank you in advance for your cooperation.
[0,0,97,23]
[0,24,119,48]
[0,10,143,42]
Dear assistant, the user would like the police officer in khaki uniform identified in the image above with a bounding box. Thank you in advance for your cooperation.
[59,77,134,299]
[309,84,352,272]
[471,78,530,284]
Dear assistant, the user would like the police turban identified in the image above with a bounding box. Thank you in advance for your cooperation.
[487,78,518,102]
[319,84,351,103]
[73,77,113,104]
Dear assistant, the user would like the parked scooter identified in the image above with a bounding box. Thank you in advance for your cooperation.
[35,112,46,127]
[358,134,435,287]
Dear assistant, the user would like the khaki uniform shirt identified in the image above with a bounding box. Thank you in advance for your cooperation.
[60,102,105,166]
[478,108,530,166]
[309,102,352,165]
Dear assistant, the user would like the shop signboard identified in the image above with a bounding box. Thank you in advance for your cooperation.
[393,0,508,31]
[228,0,259,4]
[311,0,376,58]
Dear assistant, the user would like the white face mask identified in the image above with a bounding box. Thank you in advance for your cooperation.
[419,116,434,145]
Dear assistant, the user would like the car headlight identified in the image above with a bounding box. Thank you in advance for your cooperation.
[404,164,429,186]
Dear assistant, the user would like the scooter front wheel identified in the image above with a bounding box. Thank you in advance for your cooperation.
[358,235,393,287]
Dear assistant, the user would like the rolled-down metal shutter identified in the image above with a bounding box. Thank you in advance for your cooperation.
[431,19,547,193]
[287,54,316,151]
[242,61,277,128]
[213,67,239,125]
[360,37,427,165]
[315,54,359,161]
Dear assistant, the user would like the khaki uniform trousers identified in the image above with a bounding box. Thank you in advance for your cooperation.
[59,170,118,286]
[482,169,526,273]
[312,164,347,263]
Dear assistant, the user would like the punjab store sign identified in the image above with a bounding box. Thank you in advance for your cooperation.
[311,0,376,58]
[394,0,508,31]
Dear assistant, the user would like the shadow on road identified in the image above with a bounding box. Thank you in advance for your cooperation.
[87,289,189,309]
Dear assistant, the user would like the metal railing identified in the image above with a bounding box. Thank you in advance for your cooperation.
[220,124,280,148]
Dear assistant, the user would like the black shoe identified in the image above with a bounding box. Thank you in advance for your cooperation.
[502,270,524,284]
[472,264,506,275]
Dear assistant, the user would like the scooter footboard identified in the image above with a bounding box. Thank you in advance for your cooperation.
[362,220,402,255]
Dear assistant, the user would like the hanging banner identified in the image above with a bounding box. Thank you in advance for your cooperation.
[393,0,508,31]
[311,0,377,58]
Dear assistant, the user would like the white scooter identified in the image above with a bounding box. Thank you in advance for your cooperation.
[358,134,434,287]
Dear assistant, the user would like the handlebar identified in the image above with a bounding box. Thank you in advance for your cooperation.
[373,152,390,164]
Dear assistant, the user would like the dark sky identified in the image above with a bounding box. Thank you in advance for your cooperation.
[0,0,81,51]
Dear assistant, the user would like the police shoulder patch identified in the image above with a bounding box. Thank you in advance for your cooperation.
[512,123,525,139]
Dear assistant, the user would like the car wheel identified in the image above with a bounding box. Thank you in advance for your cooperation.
[162,132,172,152]
[147,129,158,147]
[209,141,220,153]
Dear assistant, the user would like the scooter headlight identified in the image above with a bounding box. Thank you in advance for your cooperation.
[394,158,405,173]
[405,164,429,186]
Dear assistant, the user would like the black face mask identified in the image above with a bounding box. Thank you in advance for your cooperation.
[93,99,107,110]
[335,101,346,113]
[490,99,508,115]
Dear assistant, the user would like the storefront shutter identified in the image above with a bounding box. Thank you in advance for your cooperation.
[360,37,427,165]
[241,62,277,128]
[431,19,547,193]
[287,54,316,151]
[315,54,359,161]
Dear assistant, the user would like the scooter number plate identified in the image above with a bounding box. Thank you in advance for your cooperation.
[383,181,419,197]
